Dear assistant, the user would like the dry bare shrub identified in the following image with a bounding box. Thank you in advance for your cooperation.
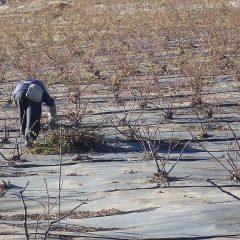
[129,81,151,110]
[0,0,238,86]
[64,80,93,125]
[105,107,191,186]
[0,46,7,83]
[179,57,214,106]
[225,124,240,182]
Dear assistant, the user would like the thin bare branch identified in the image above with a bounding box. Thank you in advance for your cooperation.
[188,130,233,175]
[43,199,88,240]
[167,138,192,175]
[19,181,30,240]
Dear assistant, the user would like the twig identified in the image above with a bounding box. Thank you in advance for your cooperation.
[193,107,205,135]
[205,178,240,201]
[227,123,240,163]
[19,181,30,240]
[166,127,175,162]
[43,199,88,240]
[188,130,233,175]
[44,178,50,225]
[227,123,240,151]
[167,138,192,175]
[147,139,162,173]
[0,151,8,160]
[58,126,63,224]
[225,129,238,172]
[34,201,46,240]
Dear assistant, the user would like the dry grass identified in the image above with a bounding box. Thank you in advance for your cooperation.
[30,125,105,154]
[1,0,240,102]
[0,208,122,221]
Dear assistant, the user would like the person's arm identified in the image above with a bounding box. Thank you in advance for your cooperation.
[37,81,57,122]
[42,91,55,107]
[48,104,57,122]
[42,93,57,122]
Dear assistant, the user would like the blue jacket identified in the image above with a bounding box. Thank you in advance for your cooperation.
[13,79,55,107]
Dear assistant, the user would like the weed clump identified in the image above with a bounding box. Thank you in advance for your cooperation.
[30,126,104,155]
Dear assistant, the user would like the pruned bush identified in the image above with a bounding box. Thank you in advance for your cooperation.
[30,126,104,155]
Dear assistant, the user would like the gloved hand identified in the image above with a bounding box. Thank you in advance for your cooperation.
[48,104,57,122]
[48,104,58,129]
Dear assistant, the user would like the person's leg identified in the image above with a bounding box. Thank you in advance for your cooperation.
[25,100,42,141]
[14,91,28,137]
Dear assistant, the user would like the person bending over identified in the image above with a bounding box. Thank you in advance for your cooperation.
[13,77,57,146]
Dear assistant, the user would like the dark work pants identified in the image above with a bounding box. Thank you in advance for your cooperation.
[14,90,42,141]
